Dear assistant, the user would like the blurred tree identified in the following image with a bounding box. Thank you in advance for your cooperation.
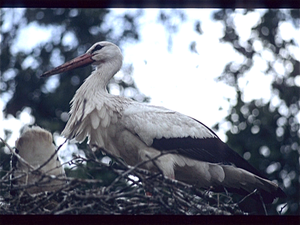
[157,9,186,52]
[211,9,299,215]
[1,8,145,133]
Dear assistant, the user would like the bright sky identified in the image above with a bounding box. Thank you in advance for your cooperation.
[1,8,299,157]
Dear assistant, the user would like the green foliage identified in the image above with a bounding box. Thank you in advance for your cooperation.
[1,8,144,133]
[212,9,300,215]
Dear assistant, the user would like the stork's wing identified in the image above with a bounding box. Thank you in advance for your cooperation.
[122,103,265,178]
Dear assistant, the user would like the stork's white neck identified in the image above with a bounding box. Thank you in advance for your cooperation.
[77,56,122,97]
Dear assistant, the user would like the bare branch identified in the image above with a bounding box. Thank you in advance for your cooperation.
[0,136,247,215]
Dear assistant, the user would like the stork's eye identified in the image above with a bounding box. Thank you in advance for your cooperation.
[92,44,104,53]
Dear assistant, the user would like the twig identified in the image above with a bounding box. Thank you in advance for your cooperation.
[0,137,35,170]
[257,190,267,215]
[237,188,258,205]
[278,203,287,215]
[32,138,68,173]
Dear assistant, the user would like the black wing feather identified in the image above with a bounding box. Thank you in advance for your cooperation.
[152,136,267,179]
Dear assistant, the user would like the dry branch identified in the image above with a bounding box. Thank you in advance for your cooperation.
[0,138,245,215]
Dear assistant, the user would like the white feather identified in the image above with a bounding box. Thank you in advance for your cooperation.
[101,112,110,127]
[208,164,225,183]
[90,110,100,129]
[98,105,106,119]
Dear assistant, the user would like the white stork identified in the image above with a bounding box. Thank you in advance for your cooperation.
[41,41,285,205]
[12,126,65,194]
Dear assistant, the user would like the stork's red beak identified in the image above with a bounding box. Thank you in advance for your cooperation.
[41,53,95,77]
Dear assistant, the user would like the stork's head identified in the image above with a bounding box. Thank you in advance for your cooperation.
[87,41,123,66]
[41,41,123,77]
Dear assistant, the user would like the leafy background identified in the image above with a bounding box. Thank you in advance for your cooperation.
[0,8,299,215]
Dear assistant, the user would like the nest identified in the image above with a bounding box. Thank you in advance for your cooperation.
[0,139,245,215]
